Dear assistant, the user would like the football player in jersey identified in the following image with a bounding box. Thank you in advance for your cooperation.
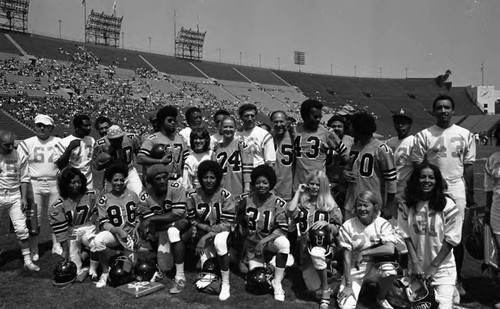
[182,128,213,191]
[138,164,189,294]
[179,107,203,149]
[293,99,348,192]
[94,116,111,138]
[92,162,140,288]
[49,167,100,282]
[238,164,289,301]
[138,105,188,181]
[54,114,95,188]
[18,114,62,258]
[212,116,252,197]
[0,130,39,271]
[236,103,276,168]
[288,170,342,308]
[344,112,397,220]
[399,163,462,309]
[411,95,475,297]
[338,191,398,309]
[326,115,354,210]
[385,109,414,214]
[187,160,236,301]
[270,111,294,201]
[93,125,142,195]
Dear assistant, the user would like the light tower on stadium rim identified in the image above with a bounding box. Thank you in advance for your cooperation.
[85,8,123,48]
[0,0,30,33]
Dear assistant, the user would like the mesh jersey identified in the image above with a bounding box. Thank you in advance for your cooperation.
[93,133,140,171]
[98,189,140,235]
[53,135,95,184]
[138,132,188,177]
[236,126,276,167]
[138,181,187,220]
[385,135,414,194]
[182,151,213,191]
[0,150,29,190]
[339,216,396,265]
[398,197,461,275]
[187,187,236,233]
[239,192,288,244]
[412,124,476,182]
[18,136,60,179]
[345,138,397,213]
[293,124,348,191]
[273,131,294,200]
[290,202,343,236]
[49,189,99,243]
[212,138,253,197]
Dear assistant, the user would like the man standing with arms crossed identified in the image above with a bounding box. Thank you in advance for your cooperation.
[18,114,63,258]
[0,130,39,271]
[411,95,476,299]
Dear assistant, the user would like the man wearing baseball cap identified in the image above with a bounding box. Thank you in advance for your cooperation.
[93,125,143,195]
[385,108,414,212]
[18,114,63,258]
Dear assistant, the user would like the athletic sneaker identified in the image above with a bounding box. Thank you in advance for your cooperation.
[89,271,99,283]
[32,253,39,262]
[272,280,285,302]
[377,299,394,309]
[24,261,40,272]
[319,298,330,309]
[169,278,186,294]
[96,273,108,288]
[219,282,230,301]
[76,267,89,282]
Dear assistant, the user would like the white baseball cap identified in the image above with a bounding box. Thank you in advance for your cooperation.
[107,125,125,139]
[34,114,54,126]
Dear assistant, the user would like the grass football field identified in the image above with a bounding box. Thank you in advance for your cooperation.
[0,145,498,309]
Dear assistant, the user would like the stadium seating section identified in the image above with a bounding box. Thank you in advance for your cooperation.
[0,30,489,139]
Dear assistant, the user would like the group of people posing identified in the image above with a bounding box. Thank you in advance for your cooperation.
[0,94,482,309]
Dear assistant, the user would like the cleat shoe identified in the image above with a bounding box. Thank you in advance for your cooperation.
[272,280,285,302]
[319,298,330,309]
[32,253,39,262]
[76,267,89,282]
[219,282,230,301]
[89,272,99,283]
[377,298,394,309]
[169,278,185,294]
[24,261,40,272]
[96,273,108,288]
[52,245,63,256]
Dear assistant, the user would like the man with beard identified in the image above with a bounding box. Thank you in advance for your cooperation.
[293,99,348,192]
[54,114,95,188]
[138,105,188,181]
[94,116,112,138]
[411,95,475,300]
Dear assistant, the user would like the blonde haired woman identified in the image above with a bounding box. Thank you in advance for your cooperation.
[288,170,342,309]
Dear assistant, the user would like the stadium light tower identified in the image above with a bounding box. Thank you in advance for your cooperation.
[278,57,280,70]
[85,10,123,48]
[0,0,30,33]
[58,19,62,38]
[175,26,206,61]
[148,37,151,53]
[259,54,261,68]
[239,51,242,65]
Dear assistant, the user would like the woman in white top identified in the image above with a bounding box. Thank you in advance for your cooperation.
[182,127,213,191]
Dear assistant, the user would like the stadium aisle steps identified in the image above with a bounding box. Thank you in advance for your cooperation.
[0,109,35,140]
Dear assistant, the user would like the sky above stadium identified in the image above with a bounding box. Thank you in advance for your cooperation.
[29,0,500,88]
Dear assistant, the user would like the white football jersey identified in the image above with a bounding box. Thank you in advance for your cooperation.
[53,135,95,185]
[18,136,60,179]
[0,149,29,190]
[385,135,414,194]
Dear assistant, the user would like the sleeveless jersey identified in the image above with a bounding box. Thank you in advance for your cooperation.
[18,136,60,179]
[212,138,252,197]
[138,132,188,177]
[240,192,288,244]
[273,131,294,200]
[345,138,397,213]
[187,187,236,232]
[93,133,140,171]
[138,181,187,220]
[49,189,99,243]
[98,189,140,235]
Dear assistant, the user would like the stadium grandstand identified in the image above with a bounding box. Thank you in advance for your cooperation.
[0,29,490,139]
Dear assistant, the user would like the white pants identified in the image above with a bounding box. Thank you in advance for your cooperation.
[0,189,29,240]
[90,230,136,263]
[69,225,97,271]
[338,262,387,309]
[199,231,230,266]
[31,178,58,227]
[445,179,466,221]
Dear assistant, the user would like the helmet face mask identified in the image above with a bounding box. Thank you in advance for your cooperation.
[308,227,332,248]
[387,276,438,309]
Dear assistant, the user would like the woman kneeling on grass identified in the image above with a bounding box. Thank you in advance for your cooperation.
[399,162,462,309]
[338,191,397,309]
[238,164,290,302]
[187,160,236,301]
[92,162,140,288]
